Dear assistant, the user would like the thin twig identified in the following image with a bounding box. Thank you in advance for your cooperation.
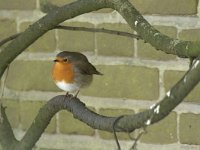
[55,25,141,39]
[129,128,146,150]
[0,105,18,149]
[0,26,141,47]
[112,115,124,150]
[0,33,20,47]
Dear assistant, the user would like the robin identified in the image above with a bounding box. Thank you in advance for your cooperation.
[52,51,102,97]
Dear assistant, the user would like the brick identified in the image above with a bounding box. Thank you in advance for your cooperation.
[45,0,75,6]
[96,23,134,57]
[6,60,59,92]
[20,22,56,52]
[130,0,198,15]
[39,148,62,150]
[20,101,56,133]
[0,0,36,10]
[57,22,95,52]
[164,70,200,103]
[59,109,95,135]
[81,65,159,100]
[141,112,177,144]
[0,19,17,40]
[43,0,113,13]
[180,113,200,145]
[179,29,200,41]
[45,116,56,133]
[2,99,20,128]
[93,8,113,13]
[98,108,134,140]
[137,26,177,60]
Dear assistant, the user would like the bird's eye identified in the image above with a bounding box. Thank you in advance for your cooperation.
[63,58,68,62]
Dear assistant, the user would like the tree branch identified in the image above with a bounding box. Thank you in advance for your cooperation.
[13,96,118,150]
[0,33,21,47]
[7,56,200,149]
[56,25,141,39]
[0,106,18,150]
[108,0,200,58]
[1,0,200,149]
[40,0,59,13]
[0,0,109,78]
[40,0,200,58]
[0,26,141,47]
[1,0,200,78]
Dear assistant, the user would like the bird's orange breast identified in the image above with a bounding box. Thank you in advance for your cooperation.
[52,62,74,83]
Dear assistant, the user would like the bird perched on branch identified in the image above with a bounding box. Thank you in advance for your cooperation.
[52,51,102,97]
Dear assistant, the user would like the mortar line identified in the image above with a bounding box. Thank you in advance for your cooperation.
[36,0,40,10]
[158,69,166,100]
[3,88,200,114]
[197,0,200,17]
[55,29,59,51]
[56,113,60,133]
[16,17,21,33]
[133,31,138,58]
[14,52,190,71]
[14,129,198,150]
[94,24,98,57]
[1,10,200,28]
[176,112,180,144]
[94,107,100,139]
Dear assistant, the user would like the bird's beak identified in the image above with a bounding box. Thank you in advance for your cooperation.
[53,59,59,62]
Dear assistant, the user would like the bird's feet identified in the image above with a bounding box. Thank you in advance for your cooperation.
[65,92,73,98]
[65,91,79,99]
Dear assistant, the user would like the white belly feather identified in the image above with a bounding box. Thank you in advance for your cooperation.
[55,80,80,93]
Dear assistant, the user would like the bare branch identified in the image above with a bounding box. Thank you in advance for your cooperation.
[55,25,141,39]
[113,116,124,150]
[1,0,200,78]
[8,55,200,149]
[14,96,117,150]
[108,0,200,58]
[0,0,109,78]
[38,1,198,58]
[129,128,146,150]
[40,0,59,13]
[0,26,140,47]
[0,34,21,47]
[1,0,200,149]
[0,106,18,150]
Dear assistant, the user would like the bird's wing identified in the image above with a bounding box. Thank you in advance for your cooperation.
[75,62,103,75]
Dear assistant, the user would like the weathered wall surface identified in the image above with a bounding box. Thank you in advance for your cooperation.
[0,0,200,149]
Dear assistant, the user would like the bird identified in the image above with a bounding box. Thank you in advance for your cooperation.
[52,51,102,97]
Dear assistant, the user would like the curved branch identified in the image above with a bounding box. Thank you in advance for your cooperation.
[0,0,109,78]
[14,96,118,150]
[0,106,18,150]
[108,0,200,58]
[41,0,200,58]
[1,0,200,149]
[12,56,200,149]
[40,0,59,13]
[1,0,200,78]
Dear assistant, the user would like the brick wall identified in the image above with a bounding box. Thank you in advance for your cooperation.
[0,0,200,150]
